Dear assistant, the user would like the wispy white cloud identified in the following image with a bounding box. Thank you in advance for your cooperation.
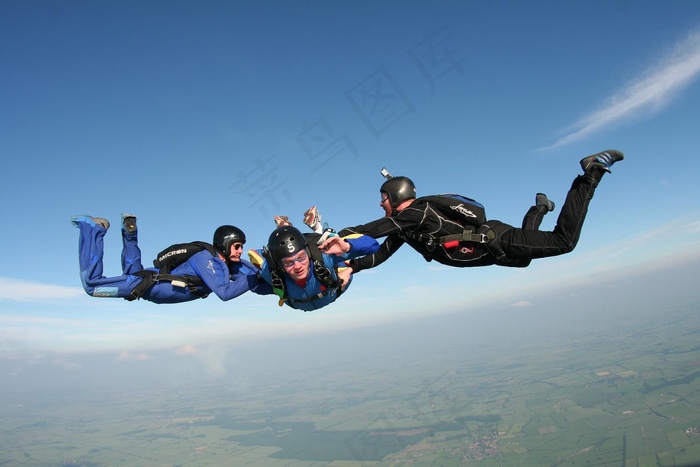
[52,358,82,370]
[175,344,200,356]
[684,221,700,233]
[0,278,83,302]
[542,28,700,150]
[509,301,533,308]
[0,315,88,326]
[115,350,154,362]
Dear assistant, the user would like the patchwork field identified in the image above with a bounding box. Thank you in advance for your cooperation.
[3,303,700,466]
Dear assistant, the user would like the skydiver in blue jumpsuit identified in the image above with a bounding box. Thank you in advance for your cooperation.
[71,214,272,304]
[248,224,379,311]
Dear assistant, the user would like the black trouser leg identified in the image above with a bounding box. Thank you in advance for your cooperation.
[500,174,599,259]
[521,205,549,231]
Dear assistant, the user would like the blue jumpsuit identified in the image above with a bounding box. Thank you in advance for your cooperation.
[73,218,272,304]
[250,234,379,311]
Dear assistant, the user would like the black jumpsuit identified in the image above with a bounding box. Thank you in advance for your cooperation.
[340,172,603,272]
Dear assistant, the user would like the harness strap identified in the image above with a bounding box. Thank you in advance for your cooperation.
[126,270,210,301]
[476,224,509,262]
[269,267,286,299]
[312,260,339,289]
[436,229,490,245]
[287,289,330,304]
[312,259,345,302]
[437,225,509,262]
[406,227,488,255]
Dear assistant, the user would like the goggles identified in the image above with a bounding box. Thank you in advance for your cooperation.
[281,250,308,268]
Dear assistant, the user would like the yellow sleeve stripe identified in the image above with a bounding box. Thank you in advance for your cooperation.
[340,233,364,240]
[247,249,265,269]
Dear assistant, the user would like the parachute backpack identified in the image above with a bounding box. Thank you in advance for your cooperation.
[153,241,218,273]
[126,241,219,301]
[380,167,507,260]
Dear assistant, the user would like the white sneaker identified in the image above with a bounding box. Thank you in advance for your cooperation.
[303,206,322,233]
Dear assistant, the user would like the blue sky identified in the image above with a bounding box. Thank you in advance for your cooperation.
[2,1,700,362]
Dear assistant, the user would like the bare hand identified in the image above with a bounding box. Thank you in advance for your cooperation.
[320,236,349,255]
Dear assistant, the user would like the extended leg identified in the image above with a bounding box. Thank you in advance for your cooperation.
[71,215,141,298]
[120,213,143,275]
[521,193,555,231]
[501,150,623,259]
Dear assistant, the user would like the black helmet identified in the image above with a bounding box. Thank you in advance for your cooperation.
[267,226,307,264]
[380,176,416,208]
[213,225,246,256]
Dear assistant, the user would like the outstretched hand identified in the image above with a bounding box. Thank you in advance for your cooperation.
[319,236,350,255]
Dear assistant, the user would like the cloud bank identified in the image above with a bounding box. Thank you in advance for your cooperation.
[0,278,83,302]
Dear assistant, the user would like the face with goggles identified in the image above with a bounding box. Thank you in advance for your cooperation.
[280,249,310,281]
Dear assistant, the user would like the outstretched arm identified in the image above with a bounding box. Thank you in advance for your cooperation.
[346,235,404,273]
[192,254,270,301]
[320,233,379,256]
[235,259,274,296]
[338,216,401,239]
[338,203,426,239]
